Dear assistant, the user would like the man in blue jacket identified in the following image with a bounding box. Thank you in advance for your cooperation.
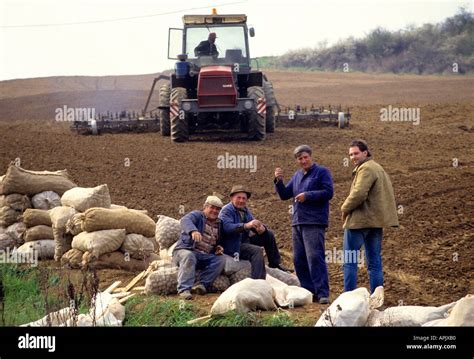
[274,145,334,304]
[172,195,226,300]
[219,185,291,280]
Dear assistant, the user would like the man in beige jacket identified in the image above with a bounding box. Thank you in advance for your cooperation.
[341,139,398,293]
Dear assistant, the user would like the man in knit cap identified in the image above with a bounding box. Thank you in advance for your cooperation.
[173,195,225,300]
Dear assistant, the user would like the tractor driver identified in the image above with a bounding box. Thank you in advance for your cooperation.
[194,32,219,58]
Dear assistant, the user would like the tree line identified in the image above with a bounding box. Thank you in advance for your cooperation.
[261,8,473,75]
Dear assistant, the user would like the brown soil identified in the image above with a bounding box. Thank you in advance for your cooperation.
[1,70,473,320]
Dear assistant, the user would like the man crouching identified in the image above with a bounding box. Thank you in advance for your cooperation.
[172,195,226,300]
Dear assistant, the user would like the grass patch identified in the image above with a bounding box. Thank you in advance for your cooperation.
[0,264,45,326]
[124,295,297,327]
[1,264,305,327]
[203,311,259,327]
[203,309,295,327]
[124,295,196,327]
[260,311,295,327]
[0,264,92,326]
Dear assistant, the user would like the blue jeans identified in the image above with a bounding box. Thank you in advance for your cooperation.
[173,249,225,293]
[343,228,383,293]
[292,225,329,299]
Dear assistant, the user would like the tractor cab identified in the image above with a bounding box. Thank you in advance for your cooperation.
[168,13,254,73]
[158,10,275,142]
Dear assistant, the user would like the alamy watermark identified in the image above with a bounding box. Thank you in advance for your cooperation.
[380,105,420,125]
[55,105,96,122]
[0,247,38,267]
[325,247,365,267]
[18,334,55,352]
[217,152,257,173]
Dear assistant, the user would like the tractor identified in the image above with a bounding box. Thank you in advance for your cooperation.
[156,10,277,142]
[70,10,350,137]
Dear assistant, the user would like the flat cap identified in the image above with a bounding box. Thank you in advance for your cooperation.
[293,144,312,158]
[205,195,223,208]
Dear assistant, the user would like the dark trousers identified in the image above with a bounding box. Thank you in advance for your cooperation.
[292,225,329,299]
[248,229,281,268]
[240,243,266,279]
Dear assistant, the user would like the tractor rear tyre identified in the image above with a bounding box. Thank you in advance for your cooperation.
[263,80,277,133]
[170,87,189,142]
[158,83,171,136]
[247,86,265,141]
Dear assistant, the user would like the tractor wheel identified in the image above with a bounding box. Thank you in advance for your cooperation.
[266,105,276,133]
[338,112,346,129]
[247,86,265,141]
[240,115,249,133]
[263,80,277,133]
[170,87,189,142]
[158,83,171,136]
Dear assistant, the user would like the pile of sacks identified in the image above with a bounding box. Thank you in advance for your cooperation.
[60,187,160,270]
[0,164,160,270]
[145,215,300,295]
[314,287,473,327]
[0,164,76,260]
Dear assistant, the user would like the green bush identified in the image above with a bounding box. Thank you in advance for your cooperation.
[269,7,473,74]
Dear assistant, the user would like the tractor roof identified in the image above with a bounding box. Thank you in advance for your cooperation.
[183,14,247,25]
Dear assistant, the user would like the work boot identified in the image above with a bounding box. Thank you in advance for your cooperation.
[191,283,207,295]
[318,297,330,305]
[179,290,192,300]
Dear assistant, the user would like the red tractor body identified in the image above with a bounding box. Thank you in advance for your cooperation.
[197,66,237,108]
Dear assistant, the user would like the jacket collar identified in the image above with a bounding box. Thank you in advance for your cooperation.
[231,203,248,213]
[352,157,373,175]
[301,163,317,176]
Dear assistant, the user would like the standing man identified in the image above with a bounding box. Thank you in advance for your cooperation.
[173,195,226,300]
[219,185,292,280]
[194,32,219,58]
[274,145,334,304]
[341,140,398,293]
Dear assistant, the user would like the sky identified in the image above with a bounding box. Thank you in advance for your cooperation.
[0,0,471,80]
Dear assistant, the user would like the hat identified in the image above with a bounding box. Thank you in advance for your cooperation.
[293,144,312,158]
[204,195,223,208]
[229,185,251,199]
[209,32,217,39]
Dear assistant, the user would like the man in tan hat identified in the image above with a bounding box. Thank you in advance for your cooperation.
[173,195,226,300]
[194,32,219,58]
[218,185,292,279]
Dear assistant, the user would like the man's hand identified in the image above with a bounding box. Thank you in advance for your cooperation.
[274,167,283,182]
[191,231,202,242]
[256,223,266,235]
[215,245,224,256]
[295,193,306,203]
[244,219,262,230]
